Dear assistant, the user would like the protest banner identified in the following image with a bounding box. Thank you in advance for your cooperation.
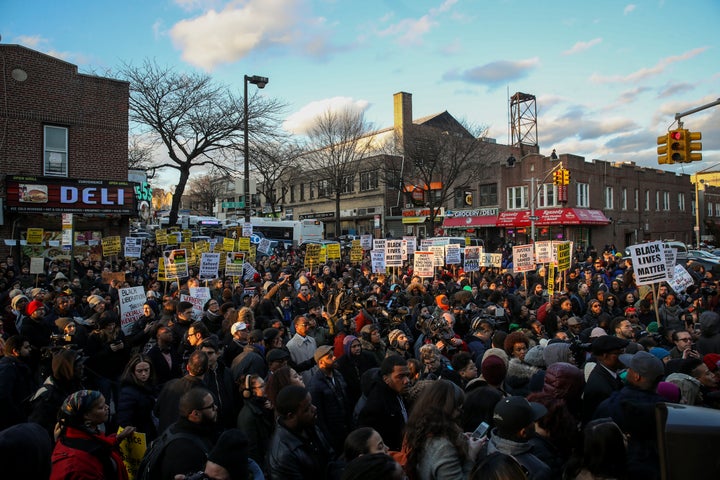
[163,249,188,279]
[360,234,373,250]
[371,250,385,273]
[667,264,695,293]
[513,244,535,273]
[350,244,364,263]
[155,230,168,246]
[118,427,146,480]
[157,257,167,281]
[385,240,403,267]
[258,238,273,255]
[199,252,221,280]
[535,241,553,264]
[237,237,251,251]
[119,286,146,335]
[429,245,445,267]
[628,241,668,285]
[304,244,321,269]
[102,236,121,256]
[124,237,143,258]
[225,252,246,277]
[414,251,435,277]
[556,242,571,272]
[373,239,386,251]
[445,244,462,265]
[326,243,341,260]
[463,246,481,272]
[403,236,417,256]
[223,237,236,252]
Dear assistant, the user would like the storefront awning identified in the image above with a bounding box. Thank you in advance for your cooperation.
[442,215,497,228]
[496,208,611,227]
[402,216,427,224]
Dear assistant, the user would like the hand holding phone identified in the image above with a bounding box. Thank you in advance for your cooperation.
[472,421,489,439]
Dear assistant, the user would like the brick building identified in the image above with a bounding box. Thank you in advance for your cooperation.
[0,45,132,261]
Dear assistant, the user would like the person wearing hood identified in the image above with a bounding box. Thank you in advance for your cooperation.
[658,293,685,332]
[503,331,540,396]
[0,335,37,430]
[201,298,224,335]
[336,335,380,406]
[7,293,29,334]
[696,310,720,355]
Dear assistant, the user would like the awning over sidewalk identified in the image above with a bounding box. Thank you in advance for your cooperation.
[496,208,611,227]
[442,215,497,228]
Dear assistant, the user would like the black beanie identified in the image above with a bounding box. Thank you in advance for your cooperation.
[207,429,249,479]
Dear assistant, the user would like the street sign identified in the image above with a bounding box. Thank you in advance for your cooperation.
[529,215,540,221]
[222,201,245,208]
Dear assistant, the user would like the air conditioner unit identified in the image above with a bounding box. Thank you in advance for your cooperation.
[405,203,413,208]
[367,207,376,214]
[357,208,367,216]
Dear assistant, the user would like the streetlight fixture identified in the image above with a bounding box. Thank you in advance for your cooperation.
[243,74,269,223]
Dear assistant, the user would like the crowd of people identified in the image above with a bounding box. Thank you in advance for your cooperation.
[1,238,720,479]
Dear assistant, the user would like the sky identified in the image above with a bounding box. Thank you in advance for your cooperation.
[3,0,720,189]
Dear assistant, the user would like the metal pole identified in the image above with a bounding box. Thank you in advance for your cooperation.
[243,75,251,224]
[530,177,536,243]
[695,176,701,249]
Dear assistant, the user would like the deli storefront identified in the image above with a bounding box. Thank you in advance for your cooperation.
[496,208,611,246]
[2,175,138,261]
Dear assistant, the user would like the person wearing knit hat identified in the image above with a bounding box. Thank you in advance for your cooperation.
[10,294,29,313]
[386,328,411,359]
[480,355,508,389]
[435,294,450,311]
[649,347,671,363]
[26,299,45,317]
[703,353,720,373]
[203,428,255,479]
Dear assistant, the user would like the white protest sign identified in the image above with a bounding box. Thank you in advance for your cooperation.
[664,247,677,280]
[189,286,211,318]
[124,237,143,258]
[30,257,45,275]
[225,252,246,277]
[199,252,221,280]
[258,238,273,255]
[420,239,433,250]
[513,244,535,273]
[180,294,205,321]
[373,239,386,251]
[360,234,373,250]
[481,253,503,268]
[667,264,695,294]
[414,251,435,277]
[429,245,445,267]
[385,240,403,267]
[445,244,462,265]
[403,236,416,256]
[628,241,668,285]
[371,250,385,273]
[534,241,552,263]
[119,286,146,335]
[463,246,482,272]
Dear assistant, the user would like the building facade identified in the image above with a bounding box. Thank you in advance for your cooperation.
[0,45,132,260]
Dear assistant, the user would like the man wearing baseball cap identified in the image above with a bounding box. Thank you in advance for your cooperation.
[594,350,665,479]
[486,396,551,479]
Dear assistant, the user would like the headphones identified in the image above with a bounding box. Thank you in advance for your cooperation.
[242,375,253,399]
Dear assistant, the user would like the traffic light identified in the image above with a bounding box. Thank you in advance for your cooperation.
[687,130,702,162]
[669,129,687,163]
[553,170,563,186]
[562,168,570,185]
[657,133,671,164]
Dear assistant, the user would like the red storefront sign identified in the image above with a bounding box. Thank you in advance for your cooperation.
[496,208,610,227]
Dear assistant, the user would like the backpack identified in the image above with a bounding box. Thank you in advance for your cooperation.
[135,426,210,480]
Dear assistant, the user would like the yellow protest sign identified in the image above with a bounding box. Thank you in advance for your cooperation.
[102,236,121,256]
[326,243,341,260]
[556,242,571,272]
[182,229,193,241]
[547,265,555,296]
[157,257,167,281]
[27,228,44,244]
[247,245,257,263]
[350,245,364,263]
[305,244,321,268]
[118,427,147,480]
[237,237,250,251]
[223,237,236,252]
[155,229,168,245]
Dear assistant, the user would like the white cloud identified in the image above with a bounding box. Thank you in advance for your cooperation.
[444,57,540,87]
[283,97,371,135]
[623,4,636,15]
[590,47,708,83]
[376,0,458,45]
[15,35,48,49]
[170,0,331,70]
[562,37,602,55]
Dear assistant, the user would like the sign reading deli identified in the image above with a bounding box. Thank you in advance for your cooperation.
[5,175,138,215]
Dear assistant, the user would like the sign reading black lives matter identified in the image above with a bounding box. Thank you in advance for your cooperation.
[628,241,668,285]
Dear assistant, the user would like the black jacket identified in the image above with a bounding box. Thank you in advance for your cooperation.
[307,369,352,452]
[0,356,36,430]
[357,378,408,451]
[267,419,334,480]
[116,381,158,441]
[154,375,206,434]
[582,362,623,424]
[236,397,275,472]
[159,417,217,480]
[146,344,183,387]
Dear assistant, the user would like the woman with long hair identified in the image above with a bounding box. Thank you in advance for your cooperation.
[404,379,483,480]
[116,353,158,441]
[563,418,627,480]
[264,365,304,407]
[51,390,136,480]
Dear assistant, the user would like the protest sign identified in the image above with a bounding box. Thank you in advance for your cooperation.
[30,257,45,275]
[163,249,188,279]
[371,250,385,273]
[414,251,435,277]
[27,228,44,244]
[385,240,403,267]
[513,244,535,272]
[463,246,481,272]
[223,237,236,252]
[199,252,221,280]
[556,242,571,272]
[326,243,341,260]
[429,245,445,267]
[628,241,668,285]
[119,286,146,335]
[360,234,373,250]
[445,244,462,265]
[124,237,143,258]
[403,236,417,256]
[257,238,273,255]
[534,241,552,264]
[373,239,386,251]
[102,236,121,256]
[225,252,246,277]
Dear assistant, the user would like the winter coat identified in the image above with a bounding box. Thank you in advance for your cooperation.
[307,369,352,451]
[116,381,158,441]
[357,379,408,451]
[415,436,473,480]
[486,430,551,480]
[0,355,36,430]
[697,311,720,355]
[29,375,80,440]
[158,417,217,480]
[267,419,334,480]
[236,397,275,472]
[50,426,129,480]
[505,358,539,396]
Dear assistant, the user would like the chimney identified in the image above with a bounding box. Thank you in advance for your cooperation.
[393,92,412,132]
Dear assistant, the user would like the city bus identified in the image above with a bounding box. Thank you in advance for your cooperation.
[235,218,324,247]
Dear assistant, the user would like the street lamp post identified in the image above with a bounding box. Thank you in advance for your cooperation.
[243,74,269,223]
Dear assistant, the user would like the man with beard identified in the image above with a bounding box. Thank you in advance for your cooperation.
[0,335,37,430]
[386,328,412,359]
[308,345,352,451]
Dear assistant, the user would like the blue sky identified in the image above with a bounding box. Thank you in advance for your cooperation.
[3,0,719,188]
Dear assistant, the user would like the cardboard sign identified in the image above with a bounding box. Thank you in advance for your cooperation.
[463,246,482,272]
[124,237,143,258]
[414,251,435,277]
[628,241,668,285]
[513,244,535,273]
[199,252,221,280]
[27,228,44,244]
[163,249,188,279]
[225,252,246,277]
[119,286,146,335]
[102,236,121,256]
[101,271,126,285]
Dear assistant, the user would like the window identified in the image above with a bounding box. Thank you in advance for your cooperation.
[479,183,497,206]
[621,188,627,210]
[604,186,614,209]
[317,179,330,197]
[663,192,670,211]
[537,184,559,208]
[678,193,685,212]
[708,203,713,217]
[577,183,589,208]
[656,191,660,211]
[634,189,639,211]
[691,199,696,216]
[454,188,466,208]
[44,125,68,177]
[341,175,354,194]
[290,185,295,203]
[716,204,720,217]
[299,183,305,202]
[645,190,650,211]
[360,171,378,192]
[309,182,314,199]
[507,186,527,210]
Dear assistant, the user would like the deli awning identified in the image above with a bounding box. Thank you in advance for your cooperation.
[496,208,611,227]
[442,216,497,228]
[402,216,427,224]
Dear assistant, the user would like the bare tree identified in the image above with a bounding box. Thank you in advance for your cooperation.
[251,141,303,217]
[304,108,375,236]
[185,171,226,215]
[400,117,489,227]
[120,59,284,226]
[128,136,154,171]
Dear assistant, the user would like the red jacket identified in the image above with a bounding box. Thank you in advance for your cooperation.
[51,426,128,480]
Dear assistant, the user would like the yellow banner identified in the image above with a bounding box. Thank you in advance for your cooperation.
[223,237,236,252]
[118,427,147,480]
[155,229,168,245]
[157,257,167,281]
[237,237,250,251]
[27,228,44,244]
[305,244,321,267]
[102,236,121,256]
[326,243,341,260]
